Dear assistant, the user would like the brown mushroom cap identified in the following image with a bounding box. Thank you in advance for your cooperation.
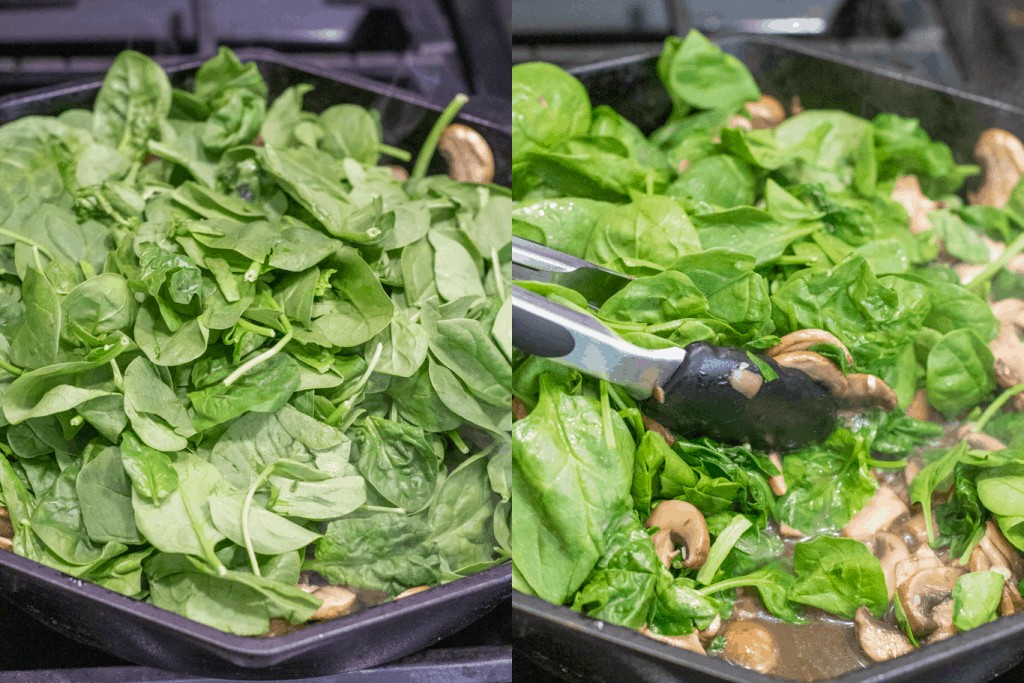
[854,606,915,663]
[645,500,710,570]
[866,532,911,600]
[438,124,495,184]
[640,626,705,654]
[842,486,909,541]
[394,585,430,600]
[896,567,963,638]
[768,329,854,366]
[699,614,722,644]
[969,128,1024,208]
[299,584,359,621]
[891,175,942,234]
[923,600,957,645]
[771,350,849,395]
[838,374,899,411]
[745,94,786,130]
[767,453,787,496]
[642,414,676,446]
[956,424,1008,452]
[720,621,780,674]
[512,397,529,421]
[1001,581,1024,616]
[894,544,943,588]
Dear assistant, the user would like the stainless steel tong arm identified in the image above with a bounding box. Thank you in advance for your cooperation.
[511,284,687,399]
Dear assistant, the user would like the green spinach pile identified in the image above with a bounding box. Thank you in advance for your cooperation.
[0,48,511,636]
[512,31,1024,647]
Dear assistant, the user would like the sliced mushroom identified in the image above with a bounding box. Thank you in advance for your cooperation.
[977,520,1024,581]
[767,453,786,496]
[906,390,940,423]
[512,397,529,421]
[956,427,1007,452]
[896,566,963,638]
[771,350,849,395]
[969,129,1024,207]
[842,486,909,541]
[438,124,495,184]
[642,415,676,446]
[261,618,297,638]
[388,165,410,181]
[922,600,957,645]
[837,374,899,411]
[727,115,753,131]
[778,522,806,539]
[727,364,763,399]
[1001,581,1024,616]
[867,532,911,600]
[854,606,915,662]
[790,96,804,116]
[993,299,1024,330]
[891,175,942,234]
[990,320,1024,411]
[394,585,430,600]
[903,458,923,489]
[895,544,944,588]
[298,584,359,621]
[896,513,931,548]
[720,621,779,674]
[745,94,786,129]
[767,329,854,366]
[640,626,705,654]
[645,500,710,570]
[699,614,722,644]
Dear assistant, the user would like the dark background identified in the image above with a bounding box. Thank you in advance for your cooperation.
[512,0,1024,107]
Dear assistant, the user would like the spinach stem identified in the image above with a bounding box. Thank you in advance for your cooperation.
[223,314,292,386]
[448,430,469,454]
[599,381,615,451]
[0,358,22,377]
[491,248,506,300]
[236,319,276,338]
[32,246,43,273]
[242,463,277,577]
[378,143,411,162]
[974,382,1024,433]
[0,229,56,261]
[360,504,406,514]
[968,232,1024,293]
[411,94,469,180]
[866,457,908,469]
[243,259,262,283]
[180,491,227,576]
[109,359,124,392]
[696,514,752,585]
[326,343,384,424]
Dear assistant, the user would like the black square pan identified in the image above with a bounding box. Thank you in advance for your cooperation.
[0,48,511,680]
[513,35,1024,683]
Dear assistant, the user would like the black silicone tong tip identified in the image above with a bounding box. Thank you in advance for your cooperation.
[643,342,839,452]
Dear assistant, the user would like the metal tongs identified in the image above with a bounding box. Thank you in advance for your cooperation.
[511,237,838,450]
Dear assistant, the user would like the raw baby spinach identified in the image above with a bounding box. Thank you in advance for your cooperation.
[0,47,510,636]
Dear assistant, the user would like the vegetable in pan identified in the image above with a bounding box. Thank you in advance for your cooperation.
[512,30,1024,680]
[0,48,511,636]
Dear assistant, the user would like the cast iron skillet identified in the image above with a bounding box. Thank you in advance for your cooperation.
[513,35,1024,683]
[0,48,511,679]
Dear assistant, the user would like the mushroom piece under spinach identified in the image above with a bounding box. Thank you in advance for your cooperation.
[896,567,963,639]
[855,606,914,663]
[645,500,710,570]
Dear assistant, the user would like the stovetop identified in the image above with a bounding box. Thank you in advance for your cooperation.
[0,597,512,683]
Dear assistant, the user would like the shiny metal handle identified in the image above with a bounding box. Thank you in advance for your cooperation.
[511,284,686,399]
